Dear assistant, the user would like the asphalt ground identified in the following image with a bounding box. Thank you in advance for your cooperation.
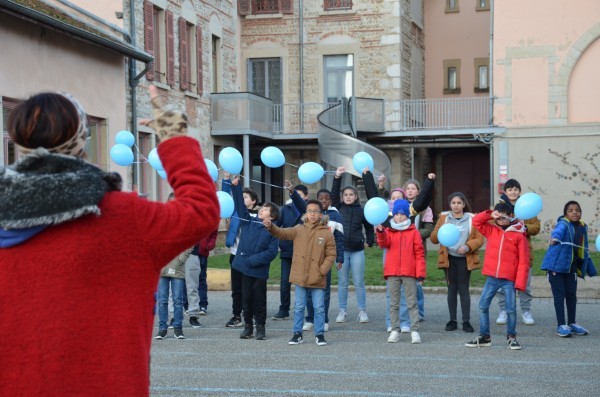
[150,285,600,397]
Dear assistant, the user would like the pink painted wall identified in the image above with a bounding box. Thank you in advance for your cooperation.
[424,0,490,99]
[569,37,600,123]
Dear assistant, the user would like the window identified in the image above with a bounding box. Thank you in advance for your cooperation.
[445,0,459,13]
[474,57,489,92]
[87,116,107,170]
[324,0,352,11]
[253,0,279,14]
[248,58,282,128]
[179,19,201,93]
[476,0,490,11]
[144,1,174,86]
[239,0,294,16]
[443,59,461,94]
[324,54,354,131]
[212,35,221,93]
[2,99,20,166]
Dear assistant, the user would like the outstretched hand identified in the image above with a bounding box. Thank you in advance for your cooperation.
[139,85,188,143]
[335,166,345,178]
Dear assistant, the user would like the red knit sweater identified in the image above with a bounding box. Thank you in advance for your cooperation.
[0,137,219,396]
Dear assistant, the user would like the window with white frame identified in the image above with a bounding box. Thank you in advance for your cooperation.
[446,0,459,12]
[443,59,461,94]
[474,57,489,92]
[476,0,490,11]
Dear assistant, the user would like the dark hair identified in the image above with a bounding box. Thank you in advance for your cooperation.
[563,200,581,216]
[262,201,280,221]
[306,199,322,212]
[8,92,79,149]
[242,187,259,205]
[294,184,308,196]
[447,192,472,213]
[503,179,521,191]
[494,202,513,215]
[316,188,331,198]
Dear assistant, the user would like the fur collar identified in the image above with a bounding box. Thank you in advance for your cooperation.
[0,149,122,229]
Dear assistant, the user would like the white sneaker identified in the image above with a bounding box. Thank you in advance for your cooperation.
[411,331,421,344]
[386,326,392,333]
[496,311,507,325]
[336,311,347,323]
[324,323,329,332]
[357,310,369,323]
[522,311,535,325]
[387,330,401,343]
[400,326,410,333]
[302,322,313,331]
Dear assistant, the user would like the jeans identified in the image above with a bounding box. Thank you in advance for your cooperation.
[479,276,517,337]
[229,254,243,317]
[199,255,208,308]
[338,250,366,311]
[157,277,185,330]
[184,255,201,313]
[444,256,472,322]
[278,257,292,314]
[548,271,578,326]
[497,268,532,312]
[306,270,331,324]
[399,284,424,329]
[294,285,325,335]
[241,274,267,327]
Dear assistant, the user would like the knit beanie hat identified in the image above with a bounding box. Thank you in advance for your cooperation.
[391,187,406,198]
[392,199,411,217]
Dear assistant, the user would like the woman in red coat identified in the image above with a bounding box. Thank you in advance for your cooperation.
[0,87,219,396]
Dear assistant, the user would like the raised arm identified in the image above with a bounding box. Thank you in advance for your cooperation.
[331,166,344,208]
[362,168,379,200]
[411,173,435,215]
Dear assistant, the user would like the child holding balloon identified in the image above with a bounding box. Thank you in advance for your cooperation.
[467,203,530,350]
[430,192,484,333]
[541,201,596,337]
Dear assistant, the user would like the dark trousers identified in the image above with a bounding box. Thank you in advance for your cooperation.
[306,270,331,324]
[444,255,472,322]
[199,255,208,308]
[548,271,578,326]
[229,254,243,317]
[241,274,267,327]
[278,257,292,313]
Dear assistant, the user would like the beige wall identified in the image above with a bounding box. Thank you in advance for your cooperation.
[424,0,490,98]
[69,0,124,27]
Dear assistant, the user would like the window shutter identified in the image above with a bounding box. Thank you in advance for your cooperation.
[166,10,175,87]
[238,0,250,16]
[281,0,294,14]
[143,0,154,81]
[196,27,203,95]
[179,18,188,91]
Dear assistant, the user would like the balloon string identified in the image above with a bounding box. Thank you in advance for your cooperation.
[132,144,148,161]
[240,175,288,190]
[286,163,299,168]
[554,240,588,251]
[231,216,264,225]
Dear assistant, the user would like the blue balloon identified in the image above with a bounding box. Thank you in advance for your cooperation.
[115,130,135,147]
[217,191,234,219]
[218,147,243,175]
[297,162,324,184]
[363,197,389,226]
[514,192,543,220]
[148,148,164,171]
[353,152,374,174]
[596,235,600,252]
[205,159,218,182]
[109,144,134,166]
[261,146,285,168]
[157,169,167,179]
[437,223,460,247]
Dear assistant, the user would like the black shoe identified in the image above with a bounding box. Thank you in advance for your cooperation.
[289,332,303,345]
[189,317,203,328]
[272,311,290,320]
[465,334,491,348]
[507,336,522,350]
[199,307,208,315]
[174,328,186,339]
[256,325,266,340]
[240,326,254,339]
[445,320,458,331]
[155,329,167,340]
[463,322,475,333]
[315,334,327,346]
[226,316,243,328]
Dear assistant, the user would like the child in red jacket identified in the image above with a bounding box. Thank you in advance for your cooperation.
[467,203,530,350]
[376,199,426,344]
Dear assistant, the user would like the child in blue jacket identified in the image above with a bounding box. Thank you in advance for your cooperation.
[541,200,596,337]
[230,176,279,341]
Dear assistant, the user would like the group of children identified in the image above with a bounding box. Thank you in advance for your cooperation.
[155,172,596,349]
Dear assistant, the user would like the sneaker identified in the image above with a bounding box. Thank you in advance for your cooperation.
[271,311,289,320]
[507,336,522,350]
[302,322,314,331]
[522,311,535,325]
[168,318,174,329]
[462,322,475,333]
[357,310,369,323]
[387,330,401,343]
[569,323,589,336]
[255,326,266,340]
[174,328,186,339]
[465,335,492,348]
[189,317,203,328]
[199,307,207,316]
[387,326,392,333]
[315,334,327,346]
[289,332,303,345]
[155,329,167,340]
[411,331,421,344]
[324,323,329,332]
[226,316,243,328]
[419,316,425,322]
[335,311,347,323]
[400,326,410,333]
[445,320,457,331]
[556,325,572,337]
[496,311,507,325]
[240,326,254,339]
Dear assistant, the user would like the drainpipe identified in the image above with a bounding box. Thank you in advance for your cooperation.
[299,0,304,132]
[243,135,250,188]
[489,0,495,205]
